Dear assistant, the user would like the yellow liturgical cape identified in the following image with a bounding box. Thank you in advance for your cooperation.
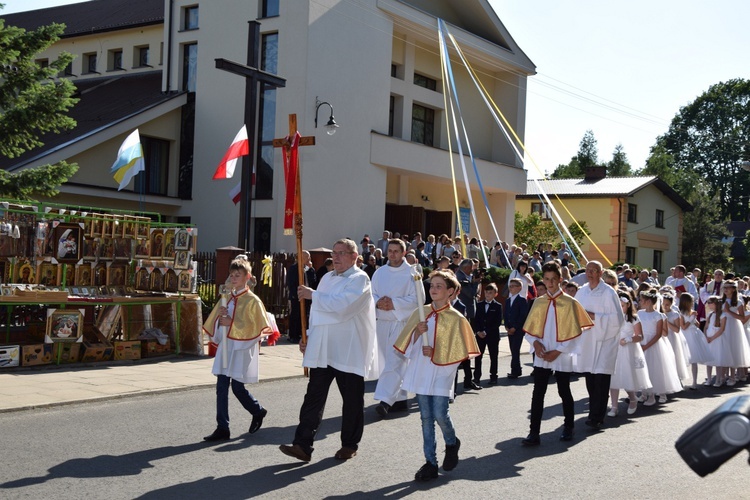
[394,303,480,366]
[203,288,271,341]
[523,291,594,342]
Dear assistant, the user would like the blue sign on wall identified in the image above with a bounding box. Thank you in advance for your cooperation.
[456,207,470,236]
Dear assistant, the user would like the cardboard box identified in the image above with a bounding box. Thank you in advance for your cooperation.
[141,339,172,358]
[21,343,54,366]
[52,342,81,364]
[113,340,141,360]
[0,345,20,368]
[80,328,114,363]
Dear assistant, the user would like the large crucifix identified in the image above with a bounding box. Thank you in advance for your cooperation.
[273,114,315,350]
[215,20,286,251]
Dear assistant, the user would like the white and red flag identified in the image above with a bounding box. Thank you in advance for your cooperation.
[212,125,249,179]
[228,182,242,205]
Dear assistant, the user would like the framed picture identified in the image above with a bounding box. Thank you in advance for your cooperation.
[96,305,121,340]
[47,309,83,342]
[163,229,176,259]
[150,229,164,258]
[16,261,35,284]
[86,286,98,297]
[106,286,119,296]
[1,285,13,296]
[99,238,114,260]
[37,261,58,287]
[134,238,150,259]
[135,267,150,291]
[53,222,84,264]
[101,215,113,239]
[164,269,178,292]
[63,265,74,287]
[136,217,150,239]
[76,263,92,286]
[125,286,135,296]
[94,262,107,286]
[177,271,192,292]
[174,229,190,250]
[174,250,191,270]
[82,237,99,261]
[80,287,89,297]
[122,216,136,239]
[71,287,81,296]
[113,238,132,261]
[150,268,164,292]
[90,214,103,238]
[0,234,14,257]
[108,263,127,286]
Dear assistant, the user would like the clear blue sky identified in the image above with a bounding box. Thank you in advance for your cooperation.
[5,0,749,177]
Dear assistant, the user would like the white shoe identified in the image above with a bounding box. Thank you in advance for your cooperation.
[726,378,736,387]
[658,394,668,403]
[713,380,723,387]
[607,408,618,417]
[703,378,712,386]
[627,403,637,415]
[643,396,656,406]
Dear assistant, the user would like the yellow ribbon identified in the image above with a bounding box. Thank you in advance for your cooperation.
[261,255,273,287]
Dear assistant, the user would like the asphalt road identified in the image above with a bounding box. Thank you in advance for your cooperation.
[0,368,748,499]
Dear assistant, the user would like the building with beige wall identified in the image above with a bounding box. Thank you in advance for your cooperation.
[516,168,692,273]
[2,0,534,252]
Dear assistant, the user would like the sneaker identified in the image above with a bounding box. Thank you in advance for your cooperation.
[442,438,461,471]
[414,461,439,481]
[375,402,390,418]
[203,427,230,442]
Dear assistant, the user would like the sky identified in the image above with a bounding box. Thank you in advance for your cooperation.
[4,0,750,177]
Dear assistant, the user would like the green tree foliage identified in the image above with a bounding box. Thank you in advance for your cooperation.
[681,190,731,271]
[653,78,750,221]
[607,144,632,176]
[0,14,79,200]
[551,129,599,178]
[513,211,590,260]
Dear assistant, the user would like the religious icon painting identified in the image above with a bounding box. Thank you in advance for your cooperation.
[174,250,191,270]
[16,261,35,284]
[150,229,164,259]
[53,222,84,264]
[135,267,150,291]
[174,229,190,251]
[177,271,192,292]
[110,215,123,239]
[150,268,164,292]
[134,238,150,259]
[163,229,176,260]
[136,217,150,239]
[0,259,6,284]
[83,217,92,237]
[113,238,132,261]
[90,214,104,238]
[64,265,75,287]
[164,269,178,293]
[82,237,99,261]
[1,285,13,296]
[70,287,80,296]
[101,214,114,240]
[96,305,121,340]
[122,216,136,239]
[47,309,83,342]
[94,262,107,286]
[37,261,58,287]
[125,286,135,296]
[108,263,127,286]
[99,238,115,261]
[76,263,92,286]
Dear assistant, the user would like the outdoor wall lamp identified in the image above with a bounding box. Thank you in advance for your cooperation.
[315,97,339,135]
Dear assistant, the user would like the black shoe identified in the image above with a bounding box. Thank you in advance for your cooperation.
[585,419,603,431]
[414,461,439,481]
[249,408,267,434]
[507,372,520,379]
[375,402,390,418]
[488,377,498,386]
[442,438,461,471]
[203,427,230,442]
[464,380,482,390]
[391,400,409,412]
[521,434,540,446]
[560,426,574,441]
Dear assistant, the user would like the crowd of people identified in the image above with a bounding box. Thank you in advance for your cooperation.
[203,231,750,482]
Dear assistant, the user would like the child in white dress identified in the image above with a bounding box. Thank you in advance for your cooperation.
[661,294,691,386]
[704,296,729,386]
[721,281,749,385]
[678,293,713,388]
[638,289,682,405]
[609,293,651,416]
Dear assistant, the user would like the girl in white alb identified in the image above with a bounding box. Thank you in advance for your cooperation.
[678,293,713,388]
[721,281,749,385]
[638,290,682,405]
[661,294,692,386]
[704,296,729,386]
[609,293,651,416]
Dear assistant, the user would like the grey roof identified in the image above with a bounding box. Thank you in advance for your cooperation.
[1,0,164,37]
[519,176,693,211]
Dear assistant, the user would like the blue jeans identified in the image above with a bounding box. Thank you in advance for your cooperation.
[216,374,262,430]
[415,393,456,465]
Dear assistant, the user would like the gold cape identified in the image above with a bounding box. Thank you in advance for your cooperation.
[522,292,593,342]
[203,288,272,341]
[394,303,480,366]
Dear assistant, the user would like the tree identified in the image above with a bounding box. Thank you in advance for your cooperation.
[607,144,632,176]
[513,211,590,260]
[653,78,750,221]
[0,14,79,199]
[639,140,700,201]
[681,190,732,272]
[551,130,599,178]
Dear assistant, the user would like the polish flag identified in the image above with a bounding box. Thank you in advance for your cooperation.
[229,182,241,205]
[212,125,249,179]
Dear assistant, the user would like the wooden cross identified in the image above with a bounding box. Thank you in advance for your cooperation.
[215,21,286,250]
[273,115,314,358]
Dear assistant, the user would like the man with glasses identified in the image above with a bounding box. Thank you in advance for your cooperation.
[280,239,378,463]
[372,239,419,418]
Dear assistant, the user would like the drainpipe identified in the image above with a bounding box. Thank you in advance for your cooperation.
[166,0,174,92]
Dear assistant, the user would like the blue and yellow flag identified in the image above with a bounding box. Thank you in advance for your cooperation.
[111,129,145,191]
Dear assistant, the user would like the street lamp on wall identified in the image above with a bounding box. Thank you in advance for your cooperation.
[315,97,339,135]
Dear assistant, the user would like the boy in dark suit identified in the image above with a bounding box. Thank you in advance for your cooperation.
[503,278,529,379]
[472,283,503,385]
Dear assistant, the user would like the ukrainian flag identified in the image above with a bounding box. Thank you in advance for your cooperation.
[111,129,145,191]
